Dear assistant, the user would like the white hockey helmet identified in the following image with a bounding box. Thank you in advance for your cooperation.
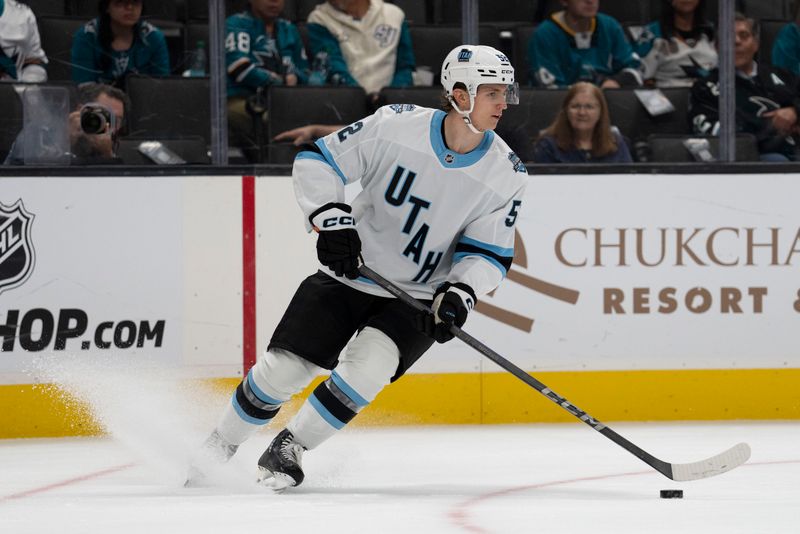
[441,44,519,107]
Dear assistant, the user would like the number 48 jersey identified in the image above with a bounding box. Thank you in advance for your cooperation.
[293,104,529,300]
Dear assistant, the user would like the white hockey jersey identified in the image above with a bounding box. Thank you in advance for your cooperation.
[293,104,529,300]
[0,0,48,82]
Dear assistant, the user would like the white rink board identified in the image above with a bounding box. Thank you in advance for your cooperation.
[0,176,243,383]
[426,173,800,373]
[2,173,798,385]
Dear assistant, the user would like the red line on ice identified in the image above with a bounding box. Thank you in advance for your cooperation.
[0,462,135,502]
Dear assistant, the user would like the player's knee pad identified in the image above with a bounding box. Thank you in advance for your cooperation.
[335,326,400,403]
[233,348,321,425]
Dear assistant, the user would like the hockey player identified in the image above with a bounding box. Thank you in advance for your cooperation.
[0,0,48,82]
[190,44,528,490]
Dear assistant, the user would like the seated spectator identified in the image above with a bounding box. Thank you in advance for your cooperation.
[306,0,415,106]
[629,0,717,87]
[690,13,800,162]
[71,0,170,87]
[5,83,129,165]
[772,3,800,75]
[528,0,642,89]
[0,0,48,82]
[533,81,633,163]
[226,0,309,162]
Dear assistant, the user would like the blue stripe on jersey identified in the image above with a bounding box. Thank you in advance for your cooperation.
[309,392,346,429]
[231,394,271,425]
[331,371,369,407]
[247,370,283,405]
[458,235,514,257]
[429,110,495,168]
[314,139,348,184]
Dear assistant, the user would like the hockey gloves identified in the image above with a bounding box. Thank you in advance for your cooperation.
[418,282,477,343]
[310,202,362,280]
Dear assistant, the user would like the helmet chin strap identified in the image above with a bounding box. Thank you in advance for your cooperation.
[448,95,484,135]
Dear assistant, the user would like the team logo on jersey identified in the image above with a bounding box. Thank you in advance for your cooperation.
[0,200,36,296]
[444,153,455,163]
[373,25,398,48]
[389,104,416,114]
[457,49,473,62]
[507,152,527,173]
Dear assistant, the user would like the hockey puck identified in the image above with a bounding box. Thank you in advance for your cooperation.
[660,489,683,499]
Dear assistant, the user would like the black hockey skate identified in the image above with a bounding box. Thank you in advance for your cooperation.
[185,429,239,487]
[257,429,306,490]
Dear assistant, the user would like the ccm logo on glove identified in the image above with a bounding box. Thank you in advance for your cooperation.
[309,203,362,279]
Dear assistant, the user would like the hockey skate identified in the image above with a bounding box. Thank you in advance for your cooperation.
[257,429,306,491]
[184,429,239,487]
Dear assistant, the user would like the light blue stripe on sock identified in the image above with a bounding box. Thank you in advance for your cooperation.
[247,370,283,405]
[308,394,345,430]
[231,394,271,425]
[331,371,369,407]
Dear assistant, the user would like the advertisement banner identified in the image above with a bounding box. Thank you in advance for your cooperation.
[0,178,184,382]
[424,173,800,373]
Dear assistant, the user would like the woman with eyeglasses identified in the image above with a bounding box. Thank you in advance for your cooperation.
[533,82,632,163]
[71,0,170,87]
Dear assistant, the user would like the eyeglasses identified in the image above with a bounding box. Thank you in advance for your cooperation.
[568,103,599,112]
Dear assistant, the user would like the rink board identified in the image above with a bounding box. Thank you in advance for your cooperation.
[0,173,798,437]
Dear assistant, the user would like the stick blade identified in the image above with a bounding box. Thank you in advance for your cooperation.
[669,442,751,481]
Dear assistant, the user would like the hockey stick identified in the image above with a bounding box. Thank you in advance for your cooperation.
[359,265,751,482]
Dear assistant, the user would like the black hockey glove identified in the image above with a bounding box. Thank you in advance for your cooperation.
[310,202,362,280]
[417,282,477,343]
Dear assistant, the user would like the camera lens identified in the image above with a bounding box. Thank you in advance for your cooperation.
[80,106,110,134]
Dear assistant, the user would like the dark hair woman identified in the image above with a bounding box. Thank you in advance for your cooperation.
[71,0,170,87]
[629,0,717,87]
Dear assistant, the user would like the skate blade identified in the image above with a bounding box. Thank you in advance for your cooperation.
[257,467,296,492]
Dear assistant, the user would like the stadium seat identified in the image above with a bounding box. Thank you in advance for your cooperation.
[37,16,86,81]
[743,0,792,21]
[0,85,23,163]
[513,25,536,85]
[23,0,67,16]
[409,25,501,76]
[389,0,428,24]
[117,136,209,165]
[647,133,760,162]
[603,87,692,144]
[381,87,442,109]
[266,85,368,163]
[435,0,537,25]
[760,19,791,66]
[126,75,211,144]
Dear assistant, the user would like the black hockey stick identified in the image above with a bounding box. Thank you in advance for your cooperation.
[359,265,751,482]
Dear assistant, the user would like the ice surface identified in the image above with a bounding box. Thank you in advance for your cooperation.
[3,356,797,533]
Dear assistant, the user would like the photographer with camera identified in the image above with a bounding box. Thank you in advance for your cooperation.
[4,83,130,165]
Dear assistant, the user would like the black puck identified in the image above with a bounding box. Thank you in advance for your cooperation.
[660,489,683,499]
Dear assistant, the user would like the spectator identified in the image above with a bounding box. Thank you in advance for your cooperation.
[533,81,632,163]
[71,0,170,87]
[5,82,130,165]
[690,13,800,162]
[772,3,800,75]
[528,0,642,88]
[306,0,415,103]
[226,0,309,162]
[0,0,48,82]
[629,0,717,87]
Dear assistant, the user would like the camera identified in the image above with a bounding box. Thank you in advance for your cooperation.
[80,103,116,135]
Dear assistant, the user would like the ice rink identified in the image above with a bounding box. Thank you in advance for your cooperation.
[1,421,798,534]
